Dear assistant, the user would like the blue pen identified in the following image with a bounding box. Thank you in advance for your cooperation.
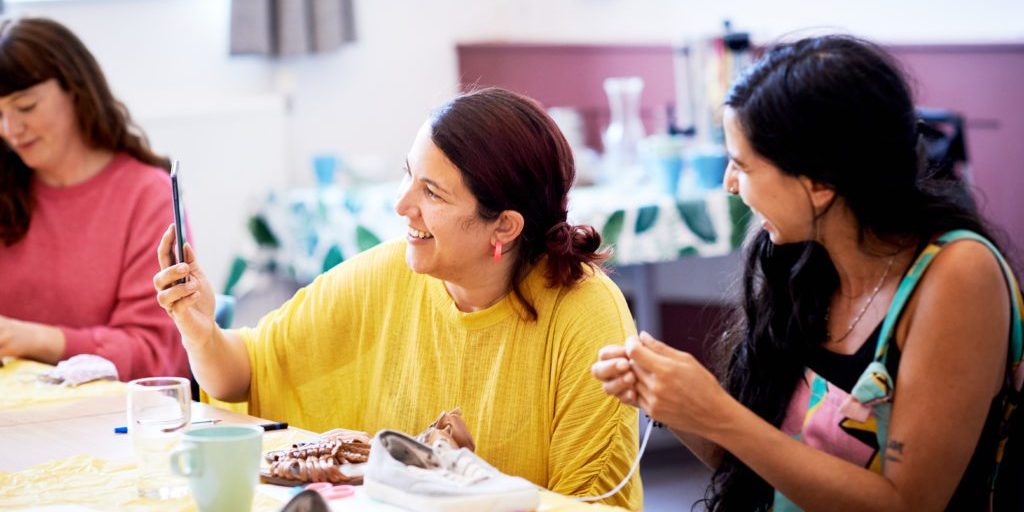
[114,418,220,434]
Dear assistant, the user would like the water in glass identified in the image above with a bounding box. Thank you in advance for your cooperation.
[127,377,191,499]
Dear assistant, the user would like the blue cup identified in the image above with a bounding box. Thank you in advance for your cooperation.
[639,135,687,196]
[689,148,728,189]
[313,154,337,187]
[652,155,684,197]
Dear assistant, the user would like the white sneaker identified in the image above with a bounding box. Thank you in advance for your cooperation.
[364,430,540,512]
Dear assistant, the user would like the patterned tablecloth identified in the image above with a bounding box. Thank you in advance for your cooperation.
[224,182,750,295]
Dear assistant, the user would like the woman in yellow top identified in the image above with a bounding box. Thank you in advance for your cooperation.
[153,88,642,508]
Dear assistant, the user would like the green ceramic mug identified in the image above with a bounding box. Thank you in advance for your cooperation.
[169,424,263,512]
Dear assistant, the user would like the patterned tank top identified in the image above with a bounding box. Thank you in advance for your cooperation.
[773,230,1023,511]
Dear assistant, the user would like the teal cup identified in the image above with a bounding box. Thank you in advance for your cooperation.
[639,134,687,196]
[169,425,263,512]
[689,147,728,189]
[313,154,337,187]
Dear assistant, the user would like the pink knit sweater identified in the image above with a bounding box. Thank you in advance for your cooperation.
[0,154,190,381]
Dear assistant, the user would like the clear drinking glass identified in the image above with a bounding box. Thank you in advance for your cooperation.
[127,377,191,499]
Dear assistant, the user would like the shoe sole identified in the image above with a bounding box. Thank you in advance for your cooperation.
[364,477,540,512]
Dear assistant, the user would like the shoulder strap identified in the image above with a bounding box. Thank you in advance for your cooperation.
[863,229,1023,482]
[873,230,1023,380]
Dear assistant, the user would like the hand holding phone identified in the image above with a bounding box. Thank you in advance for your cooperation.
[170,160,187,284]
[156,162,217,347]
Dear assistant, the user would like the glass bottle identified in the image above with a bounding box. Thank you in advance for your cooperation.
[601,76,646,185]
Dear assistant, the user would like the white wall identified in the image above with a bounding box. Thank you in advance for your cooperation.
[6,0,1024,294]
[277,0,518,186]
[494,0,1024,45]
[140,95,289,292]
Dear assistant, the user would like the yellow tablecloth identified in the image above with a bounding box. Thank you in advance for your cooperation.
[0,427,625,511]
[0,358,124,410]
[0,358,629,510]
[0,429,308,511]
[0,457,625,511]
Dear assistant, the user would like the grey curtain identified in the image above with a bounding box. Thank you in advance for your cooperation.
[230,0,356,57]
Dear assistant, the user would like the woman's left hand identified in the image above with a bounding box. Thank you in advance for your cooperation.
[626,331,735,437]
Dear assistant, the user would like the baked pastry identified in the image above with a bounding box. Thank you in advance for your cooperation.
[260,428,370,486]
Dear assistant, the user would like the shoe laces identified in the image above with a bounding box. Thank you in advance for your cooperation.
[430,440,491,485]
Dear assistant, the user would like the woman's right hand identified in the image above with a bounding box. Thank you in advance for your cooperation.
[153,224,216,346]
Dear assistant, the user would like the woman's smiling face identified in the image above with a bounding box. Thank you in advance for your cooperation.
[394,122,498,281]
[722,107,819,245]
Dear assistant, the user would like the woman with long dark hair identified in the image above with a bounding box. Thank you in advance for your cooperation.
[153,87,642,508]
[0,17,188,381]
[594,35,1021,510]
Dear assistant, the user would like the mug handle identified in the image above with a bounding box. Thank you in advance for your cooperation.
[169,444,202,478]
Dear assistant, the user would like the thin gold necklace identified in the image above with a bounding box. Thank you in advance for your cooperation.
[827,255,896,344]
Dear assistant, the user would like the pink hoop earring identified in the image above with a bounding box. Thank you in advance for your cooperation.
[493,241,503,262]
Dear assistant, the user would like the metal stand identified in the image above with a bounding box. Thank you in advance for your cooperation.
[616,263,661,338]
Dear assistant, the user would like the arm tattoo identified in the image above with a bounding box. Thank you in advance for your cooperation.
[885,439,905,463]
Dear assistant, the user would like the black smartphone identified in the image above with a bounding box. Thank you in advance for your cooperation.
[170,160,188,284]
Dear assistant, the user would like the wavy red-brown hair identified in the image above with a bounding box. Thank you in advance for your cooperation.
[430,87,609,320]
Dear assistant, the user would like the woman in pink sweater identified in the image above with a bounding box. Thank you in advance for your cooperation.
[0,17,189,381]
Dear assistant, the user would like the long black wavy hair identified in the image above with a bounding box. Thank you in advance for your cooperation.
[705,35,1006,510]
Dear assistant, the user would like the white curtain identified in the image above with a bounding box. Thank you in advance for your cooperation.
[230,0,356,56]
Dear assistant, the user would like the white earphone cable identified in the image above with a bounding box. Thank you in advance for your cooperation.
[575,417,655,502]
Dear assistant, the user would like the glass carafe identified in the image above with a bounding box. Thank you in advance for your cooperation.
[601,77,646,184]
